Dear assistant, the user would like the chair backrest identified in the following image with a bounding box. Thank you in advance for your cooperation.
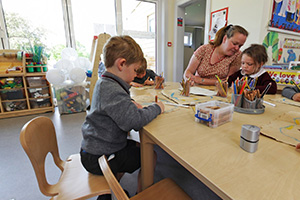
[20,116,64,196]
[89,33,111,104]
[99,155,129,200]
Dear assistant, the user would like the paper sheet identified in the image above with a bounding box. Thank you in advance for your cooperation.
[161,89,229,105]
[132,93,180,113]
[189,86,217,96]
[270,97,300,107]
[260,111,300,146]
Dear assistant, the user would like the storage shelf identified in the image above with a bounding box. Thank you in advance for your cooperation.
[0,50,54,118]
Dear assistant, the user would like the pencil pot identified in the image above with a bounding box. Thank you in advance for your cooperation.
[242,96,256,109]
[231,94,243,107]
[215,81,228,97]
[242,97,263,109]
[256,98,264,109]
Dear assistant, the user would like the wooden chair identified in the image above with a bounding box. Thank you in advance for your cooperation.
[20,116,110,200]
[98,155,192,200]
[89,33,111,105]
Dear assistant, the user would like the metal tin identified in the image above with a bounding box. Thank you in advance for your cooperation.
[240,124,260,153]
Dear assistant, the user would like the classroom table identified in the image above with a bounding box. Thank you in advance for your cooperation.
[131,82,300,200]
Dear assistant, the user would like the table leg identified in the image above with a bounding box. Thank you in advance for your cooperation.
[139,128,155,190]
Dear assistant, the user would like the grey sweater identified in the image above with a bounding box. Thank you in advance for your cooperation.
[81,71,161,155]
[282,86,300,100]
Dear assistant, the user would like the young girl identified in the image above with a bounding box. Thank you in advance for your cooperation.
[228,44,277,94]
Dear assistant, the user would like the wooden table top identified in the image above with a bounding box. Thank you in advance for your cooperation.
[131,82,300,200]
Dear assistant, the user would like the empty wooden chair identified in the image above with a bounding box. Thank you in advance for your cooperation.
[98,155,192,200]
[20,116,110,200]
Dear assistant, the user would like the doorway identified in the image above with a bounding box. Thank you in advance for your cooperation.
[173,0,210,82]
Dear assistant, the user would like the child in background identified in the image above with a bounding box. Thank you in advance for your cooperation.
[228,44,277,94]
[80,35,164,198]
[282,85,300,101]
[130,57,157,87]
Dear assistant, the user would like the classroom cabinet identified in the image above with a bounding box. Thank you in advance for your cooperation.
[0,50,54,119]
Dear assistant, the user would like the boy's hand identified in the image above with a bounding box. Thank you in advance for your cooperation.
[292,93,300,102]
[130,82,144,87]
[144,79,154,85]
[156,101,165,113]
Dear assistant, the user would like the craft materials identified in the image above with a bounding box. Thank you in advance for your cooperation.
[195,100,234,128]
[215,75,227,97]
[290,79,300,90]
[155,75,164,89]
[180,78,191,96]
[155,95,158,102]
[165,102,190,108]
[262,100,276,107]
[260,82,272,98]
[243,89,260,101]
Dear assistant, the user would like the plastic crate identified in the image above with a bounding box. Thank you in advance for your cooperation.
[54,85,86,114]
[0,77,23,89]
[2,100,27,111]
[195,100,234,128]
[28,87,49,98]
[0,89,25,100]
[29,98,51,109]
[26,76,47,87]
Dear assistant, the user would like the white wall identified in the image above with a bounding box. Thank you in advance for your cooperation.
[211,0,265,51]
[210,0,300,66]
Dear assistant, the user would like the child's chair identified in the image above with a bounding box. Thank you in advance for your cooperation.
[98,155,192,200]
[20,116,110,199]
[89,33,111,105]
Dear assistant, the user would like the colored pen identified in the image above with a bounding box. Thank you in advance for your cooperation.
[290,80,300,90]
[215,75,226,95]
[260,82,272,98]
[239,81,247,95]
[233,82,237,94]
[263,100,276,107]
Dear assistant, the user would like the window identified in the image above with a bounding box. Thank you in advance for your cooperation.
[71,0,116,59]
[184,32,193,47]
[0,0,158,71]
[2,0,66,66]
[121,0,156,72]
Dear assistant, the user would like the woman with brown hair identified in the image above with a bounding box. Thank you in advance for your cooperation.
[184,25,248,86]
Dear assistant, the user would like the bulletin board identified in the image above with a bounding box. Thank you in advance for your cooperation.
[209,7,228,41]
[268,0,300,36]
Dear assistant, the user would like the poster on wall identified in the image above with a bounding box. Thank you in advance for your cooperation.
[269,0,300,35]
[209,7,228,41]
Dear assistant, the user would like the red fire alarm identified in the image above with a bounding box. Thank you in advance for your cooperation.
[167,42,172,47]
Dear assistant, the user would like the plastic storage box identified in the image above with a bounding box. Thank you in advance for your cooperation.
[54,85,86,114]
[0,89,25,100]
[2,100,27,111]
[29,98,51,109]
[28,87,49,98]
[0,77,23,89]
[26,76,47,87]
[195,100,234,128]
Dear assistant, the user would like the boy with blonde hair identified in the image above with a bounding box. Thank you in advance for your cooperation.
[80,35,164,198]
